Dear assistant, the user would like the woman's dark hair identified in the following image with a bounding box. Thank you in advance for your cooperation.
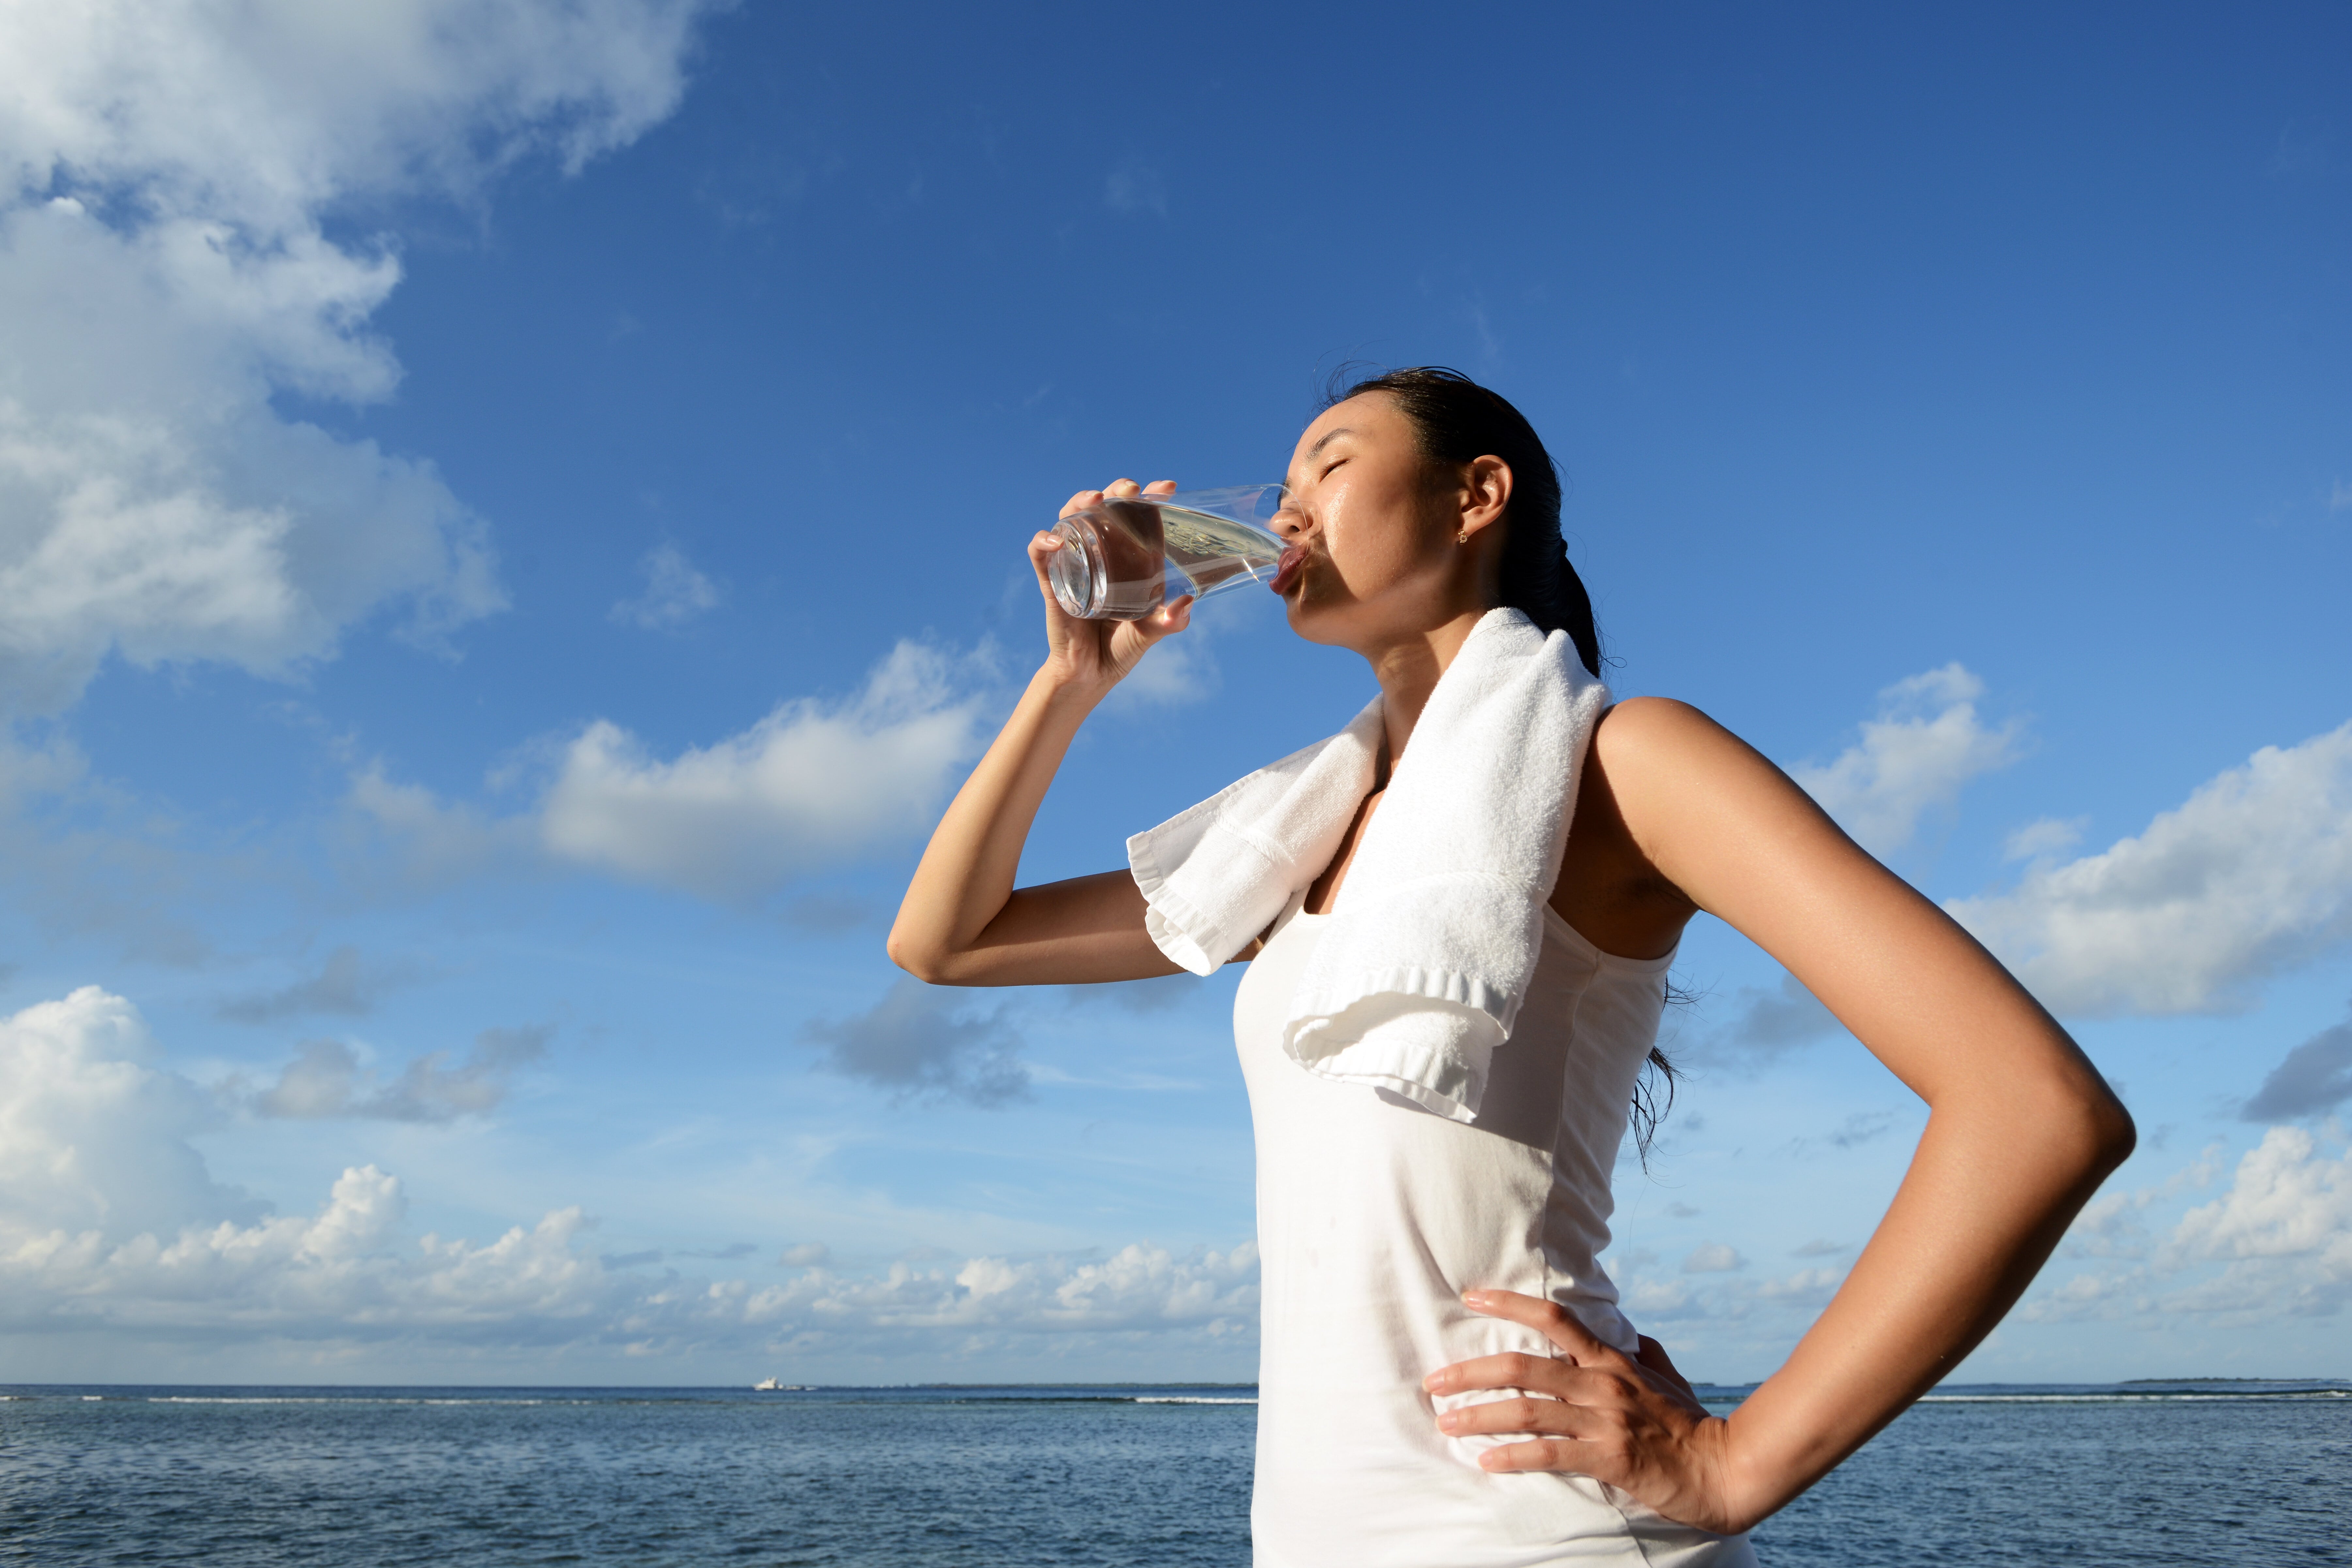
[1323,366,1603,679]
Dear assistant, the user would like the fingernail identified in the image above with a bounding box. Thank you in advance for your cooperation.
[1462,1290,1490,1306]
[1435,1410,1459,1432]
[1421,1372,1444,1392]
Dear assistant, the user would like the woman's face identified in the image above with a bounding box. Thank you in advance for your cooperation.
[1276,392,1472,649]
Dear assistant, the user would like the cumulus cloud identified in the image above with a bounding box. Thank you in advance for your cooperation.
[0,0,708,710]
[1951,721,2352,1016]
[0,986,260,1241]
[2026,1130,2352,1324]
[537,641,988,901]
[805,981,1029,1107]
[2243,1010,2352,1123]
[1790,664,2023,858]
[610,541,719,630]
[3,1186,1259,1353]
[238,1024,551,1121]
[0,979,1251,1356]
[216,944,417,1023]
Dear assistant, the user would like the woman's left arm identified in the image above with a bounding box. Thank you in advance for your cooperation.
[1426,696,2135,1534]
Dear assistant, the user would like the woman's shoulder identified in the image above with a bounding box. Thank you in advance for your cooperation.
[1586,695,1786,815]
[1592,694,1737,763]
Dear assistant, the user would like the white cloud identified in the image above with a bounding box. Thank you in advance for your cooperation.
[610,542,719,630]
[2168,1127,2352,1286]
[1951,722,2352,1015]
[1611,1260,1849,1324]
[2002,816,2085,863]
[1681,1243,1746,1273]
[1099,627,1217,712]
[0,979,1257,1355]
[0,985,259,1241]
[1790,664,2022,857]
[342,643,990,901]
[2026,1128,2352,1323]
[537,641,987,901]
[0,0,708,710]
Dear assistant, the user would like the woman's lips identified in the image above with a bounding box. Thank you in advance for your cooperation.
[1270,542,1308,597]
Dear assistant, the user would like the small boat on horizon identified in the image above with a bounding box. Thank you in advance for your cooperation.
[752,1377,810,1391]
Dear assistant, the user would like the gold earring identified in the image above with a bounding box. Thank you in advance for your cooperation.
[1457,529,1469,544]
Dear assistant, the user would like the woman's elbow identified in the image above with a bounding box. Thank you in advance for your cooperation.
[2043,1078,2137,1186]
[2087,1091,2137,1176]
[885,928,948,985]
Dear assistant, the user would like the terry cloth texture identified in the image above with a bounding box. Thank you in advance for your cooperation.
[1127,607,1608,1121]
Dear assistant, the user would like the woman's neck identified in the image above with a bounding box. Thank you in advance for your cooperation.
[1363,605,1491,764]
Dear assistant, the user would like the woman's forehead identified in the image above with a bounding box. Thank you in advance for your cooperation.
[1291,392,1401,459]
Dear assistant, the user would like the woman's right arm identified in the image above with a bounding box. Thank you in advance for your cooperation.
[886,480,1191,988]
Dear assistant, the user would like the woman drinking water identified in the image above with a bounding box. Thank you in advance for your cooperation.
[889,368,2133,1566]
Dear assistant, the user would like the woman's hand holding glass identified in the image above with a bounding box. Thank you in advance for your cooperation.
[1426,1289,1749,1535]
[1030,478,1190,694]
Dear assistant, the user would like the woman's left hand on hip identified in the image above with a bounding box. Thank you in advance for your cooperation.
[1425,1289,1744,1534]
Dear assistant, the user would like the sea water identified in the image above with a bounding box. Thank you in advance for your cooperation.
[2,1381,2345,1565]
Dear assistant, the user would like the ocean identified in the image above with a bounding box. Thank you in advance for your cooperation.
[2,1380,2345,1565]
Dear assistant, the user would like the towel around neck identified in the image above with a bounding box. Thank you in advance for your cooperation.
[1127,607,1609,1122]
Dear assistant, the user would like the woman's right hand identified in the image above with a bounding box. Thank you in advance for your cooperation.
[1030,478,1191,694]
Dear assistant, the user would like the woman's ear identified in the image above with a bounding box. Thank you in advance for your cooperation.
[1457,455,1513,540]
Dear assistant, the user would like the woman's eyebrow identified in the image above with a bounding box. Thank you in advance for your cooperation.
[1304,427,1355,462]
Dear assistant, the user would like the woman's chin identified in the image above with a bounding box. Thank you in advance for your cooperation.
[1281,596,1352,647]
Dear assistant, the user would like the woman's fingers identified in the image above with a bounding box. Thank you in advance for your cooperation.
[1462,1289,1620,1362]
[1425,1349,1572,1398]
[1421,1295,1739,1532]
[1434,1389,1614,1438]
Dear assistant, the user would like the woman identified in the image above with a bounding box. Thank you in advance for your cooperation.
[889,368,2133,1565]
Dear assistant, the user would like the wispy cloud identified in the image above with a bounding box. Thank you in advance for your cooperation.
[610,542,720,630]
[348,641,990,903]
[2242,1006,2352,1123]
[236,1025,552,1122]
[216,946,418,1024]
[1104,158,1168,218]
[1790,664,2023,858]
[805,981,1029,1107]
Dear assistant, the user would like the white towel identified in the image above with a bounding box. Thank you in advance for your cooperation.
[1127,607,1609,1122]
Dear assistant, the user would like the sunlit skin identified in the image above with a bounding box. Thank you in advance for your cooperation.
[887,392,2135,1534]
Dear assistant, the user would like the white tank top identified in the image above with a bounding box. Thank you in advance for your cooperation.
[1235,897,1758,1568]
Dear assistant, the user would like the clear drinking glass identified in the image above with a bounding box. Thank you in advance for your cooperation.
[1046,485,1294,620]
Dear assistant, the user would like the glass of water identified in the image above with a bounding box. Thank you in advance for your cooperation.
[1046,485,1295,620]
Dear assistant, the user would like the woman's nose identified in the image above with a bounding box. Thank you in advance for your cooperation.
[1272,505,1309,540]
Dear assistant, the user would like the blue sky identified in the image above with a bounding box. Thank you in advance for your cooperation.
[1,0,2347,1387]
